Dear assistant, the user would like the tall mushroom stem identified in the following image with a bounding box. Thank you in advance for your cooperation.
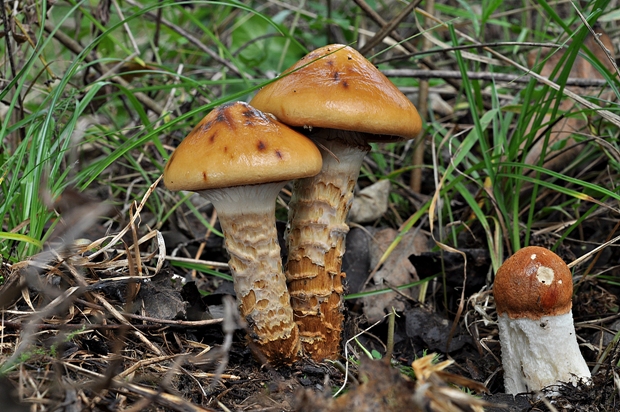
[286,133,368,359]
[202,183,300,364]
[497,312,590,394]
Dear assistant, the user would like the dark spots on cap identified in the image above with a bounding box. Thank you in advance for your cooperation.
[326,60,334,67]
[241,107,262,126]
[275,150,283,159]
[257,141,267,151]
[341,80,349,88]
[209,132,217,143]
[201,120,213,131]
[333,72,340,81]
[202,171,207,181]
[223,146,228,153]
[347,55,352,60]
[242,107,256,118]
[214,106,236,130]
[246,106,274,124]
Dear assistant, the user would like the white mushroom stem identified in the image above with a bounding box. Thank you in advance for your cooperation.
[200,182,300,363]
[498,311,591,395]
[286,133,368,359]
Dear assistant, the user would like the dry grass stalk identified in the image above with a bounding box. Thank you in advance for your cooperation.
[525,30,617,170]
[0,178,232,411]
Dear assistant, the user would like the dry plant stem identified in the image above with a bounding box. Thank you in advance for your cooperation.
[287,135,368,360]
[382,69,614,86]
[357,0,420,55]
[352,0,461,91]
[202,183,300,363]
[42,20,165,116]
[124,0,248,78]
[411,0,434,192]
[416,8,620,128]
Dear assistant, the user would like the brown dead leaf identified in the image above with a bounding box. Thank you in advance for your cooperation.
[361,228,429,323]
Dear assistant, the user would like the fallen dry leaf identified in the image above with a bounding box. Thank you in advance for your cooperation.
[349,179,392,224]
[362,228,429,323]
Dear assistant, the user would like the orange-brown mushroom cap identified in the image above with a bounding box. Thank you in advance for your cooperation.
[250,44,422,141]
[163,102,323,191]
[493,246,573,320]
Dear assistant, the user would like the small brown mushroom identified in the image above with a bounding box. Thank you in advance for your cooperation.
[164,101,322,364]
[251,44,422,360]
[493,246,591,395]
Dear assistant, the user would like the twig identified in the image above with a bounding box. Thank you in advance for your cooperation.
[572,3,620,77]
[75,298,224,326]
[568,231,620,269]
[1,0,25,143]
[1,0,16,80]
[94,293,164,355]
[112,0,141,55]
[416,7,620,128]
[385,308,396,360]
[358,0,422,56]
[411,0,434,192]
[63,362,217,412]
[1,321,169,331]
[123,0,249,79]
[382,68,615,87]
[374,41,566,64]
[89,176,162,261]
[353,0,462,91]
[42,20,166,116]
[267,0,405,51]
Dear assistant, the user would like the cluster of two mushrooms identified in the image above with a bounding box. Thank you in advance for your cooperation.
[164,101,321,363]
[164,44,423,363]
[249,44,423,360]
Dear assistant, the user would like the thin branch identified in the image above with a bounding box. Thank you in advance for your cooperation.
[382,69,615,87]
[42,20,166,116]
[358,0,422,56]
[123,0,249,79]
[353,0,462,91]
[416,7,620,128]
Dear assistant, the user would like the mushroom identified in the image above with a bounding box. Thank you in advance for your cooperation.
[250,44,422,359]
[163,101,322,364]
[493,246,591,395]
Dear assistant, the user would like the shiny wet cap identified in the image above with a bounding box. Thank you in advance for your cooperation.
[250,44,422,142]
[164,101,322,191]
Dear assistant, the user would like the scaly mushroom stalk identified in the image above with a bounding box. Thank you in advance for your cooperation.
[164,102,322,364]
[251,45,422,360]
[202,184,300,362]
[493,246,591,395]
[286,136,368,356]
